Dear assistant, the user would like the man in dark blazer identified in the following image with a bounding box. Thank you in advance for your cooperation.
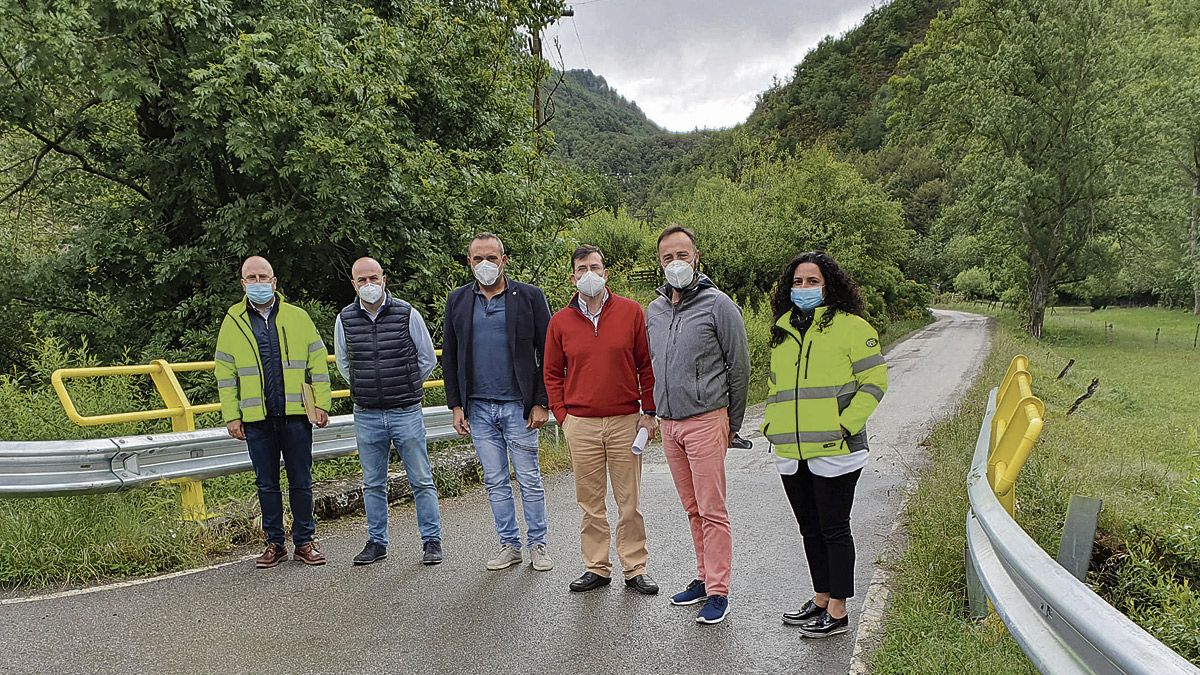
[443,232,555,572]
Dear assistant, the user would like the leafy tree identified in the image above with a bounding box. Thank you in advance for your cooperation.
[953,267,992,300]
[657,145,920,322]
[891,0,1144,337]
[0,0,581,366]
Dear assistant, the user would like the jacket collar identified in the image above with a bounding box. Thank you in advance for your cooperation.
[231,291,286,318]
[566,288,621,312]
[774,306,830,332]
[655,273,716,306]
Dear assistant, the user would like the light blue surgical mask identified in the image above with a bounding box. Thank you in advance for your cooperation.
[246,283,275,305]
[790,286,824,310]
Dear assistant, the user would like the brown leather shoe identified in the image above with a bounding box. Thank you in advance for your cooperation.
[255,543,287,569]
[293,541,327,566]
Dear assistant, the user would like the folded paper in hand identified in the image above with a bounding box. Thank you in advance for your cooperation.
[632,428,649,456]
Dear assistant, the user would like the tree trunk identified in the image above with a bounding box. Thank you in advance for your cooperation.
[1027,267,1051,339]
[1190,160,1200,315]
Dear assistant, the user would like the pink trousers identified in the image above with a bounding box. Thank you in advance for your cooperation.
[661,407,732,596]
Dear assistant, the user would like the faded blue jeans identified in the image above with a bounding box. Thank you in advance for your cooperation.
[468,400,548,547]
[354,403,442,547]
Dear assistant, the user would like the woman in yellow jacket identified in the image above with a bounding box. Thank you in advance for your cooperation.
[761,251,888,638]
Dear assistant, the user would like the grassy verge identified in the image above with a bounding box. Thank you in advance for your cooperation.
[871,305,1200,672]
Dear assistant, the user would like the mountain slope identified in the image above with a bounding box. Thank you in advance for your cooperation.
[545,69,712,207]
[744,0,957,152]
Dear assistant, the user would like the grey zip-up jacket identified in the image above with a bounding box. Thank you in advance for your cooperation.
[645,274,750,435]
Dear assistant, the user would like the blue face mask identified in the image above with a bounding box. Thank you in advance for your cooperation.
[790,286,824,310]
[246,283,275,305]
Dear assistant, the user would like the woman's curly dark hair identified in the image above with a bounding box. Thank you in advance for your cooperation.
[769,251,865,347]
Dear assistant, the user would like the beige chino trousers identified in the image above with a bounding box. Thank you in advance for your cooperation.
[562,413,647,579]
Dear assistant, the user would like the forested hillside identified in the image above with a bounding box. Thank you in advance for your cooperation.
[545,69,712,211]
[552,0,1200,338]
[743,0,957,153]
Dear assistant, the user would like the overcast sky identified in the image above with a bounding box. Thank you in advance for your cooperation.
[541,0,880,132]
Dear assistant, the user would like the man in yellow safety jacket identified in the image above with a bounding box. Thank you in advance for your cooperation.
[214,255,332,569]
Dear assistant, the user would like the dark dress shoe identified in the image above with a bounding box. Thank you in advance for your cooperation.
[624,574,659,595]
[798,610,850,638]
[569,571,612,593]
[783,599,826,625]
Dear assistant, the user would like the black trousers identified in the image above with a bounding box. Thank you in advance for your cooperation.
[781,460,862,600]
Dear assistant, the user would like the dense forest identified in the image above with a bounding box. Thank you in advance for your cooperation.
[0,0,1196,361]
[549,0,1200,338]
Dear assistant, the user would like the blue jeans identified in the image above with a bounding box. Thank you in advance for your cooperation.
[354,404,442,547]
[244,416,315,547]
[468,400,547,547]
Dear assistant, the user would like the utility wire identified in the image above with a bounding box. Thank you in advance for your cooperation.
[570,16,590,70]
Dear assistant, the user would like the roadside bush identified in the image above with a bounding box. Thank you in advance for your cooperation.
[953,267,993,300]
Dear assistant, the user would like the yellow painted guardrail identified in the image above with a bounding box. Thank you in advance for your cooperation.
[986,355,1045,516]
[50,352,444,521]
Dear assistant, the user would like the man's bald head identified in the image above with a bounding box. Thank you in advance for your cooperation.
[241,256,274,280]
[351,257,384,281]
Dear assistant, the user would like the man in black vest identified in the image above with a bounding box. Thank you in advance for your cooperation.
[335,257,443,566]
[443,233,554,572]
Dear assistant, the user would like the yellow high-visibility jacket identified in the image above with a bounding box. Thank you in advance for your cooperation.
[761,307,888,460]
[213,294,332,424]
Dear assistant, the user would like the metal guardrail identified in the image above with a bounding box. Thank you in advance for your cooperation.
[43,353,446,520]
[50,354,445,430]
[0,408,457,497]
[965,357,1197,674]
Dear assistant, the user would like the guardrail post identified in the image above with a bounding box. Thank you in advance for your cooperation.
[1056,495,1102,582]
[148,359,207,522]
[964,539,989,619]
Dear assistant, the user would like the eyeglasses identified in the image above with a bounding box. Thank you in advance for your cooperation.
[242,274,274,283]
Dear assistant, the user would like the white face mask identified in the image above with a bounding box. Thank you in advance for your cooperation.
[357,283,384,305]
[473,260,501,286]
[664,260,695,289]
[575,271,607,298]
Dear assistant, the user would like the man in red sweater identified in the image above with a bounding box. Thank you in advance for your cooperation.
[544,245,660,596]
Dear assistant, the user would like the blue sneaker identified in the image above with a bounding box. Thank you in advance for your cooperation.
[696,595,730,624]
[670,579,707,606]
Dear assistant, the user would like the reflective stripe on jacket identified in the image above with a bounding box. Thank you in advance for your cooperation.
[214,293,332,424]
[761,307,888,460]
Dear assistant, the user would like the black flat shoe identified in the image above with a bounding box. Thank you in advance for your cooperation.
[624,574,659,595]
[569,571,612,593]
[783,599,826,625]
[798,610,850,638]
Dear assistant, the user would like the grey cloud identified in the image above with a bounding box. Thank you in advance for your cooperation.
[544,0,879,131]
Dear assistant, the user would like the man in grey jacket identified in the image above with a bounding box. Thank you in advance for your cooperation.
[645,225,750,626]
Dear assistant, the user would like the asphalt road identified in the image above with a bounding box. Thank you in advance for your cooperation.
[0,310,990,675]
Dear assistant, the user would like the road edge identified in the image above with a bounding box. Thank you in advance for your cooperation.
[847,309,995,674]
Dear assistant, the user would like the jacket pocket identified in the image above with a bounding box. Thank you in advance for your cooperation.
[844,426,869,453]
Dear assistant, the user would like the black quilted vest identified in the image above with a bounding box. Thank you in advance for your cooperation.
[339,298,422,409]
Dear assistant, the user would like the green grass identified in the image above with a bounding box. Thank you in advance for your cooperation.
[872,305,1200,672]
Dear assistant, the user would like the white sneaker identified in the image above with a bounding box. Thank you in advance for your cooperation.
[486,544,523,571]
[529,543,554,572]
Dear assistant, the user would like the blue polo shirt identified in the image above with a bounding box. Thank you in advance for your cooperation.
[470,286,520,402]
